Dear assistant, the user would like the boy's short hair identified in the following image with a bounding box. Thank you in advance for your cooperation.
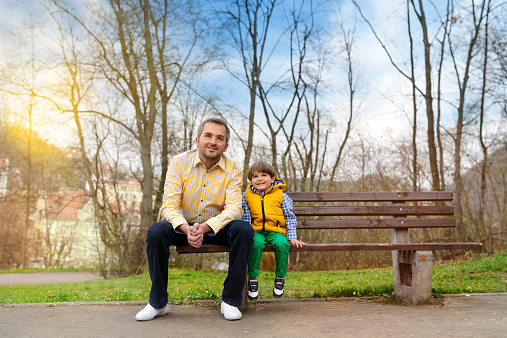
[247,161,276,181]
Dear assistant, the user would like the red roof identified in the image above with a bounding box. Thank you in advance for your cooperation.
[45,190,91,220]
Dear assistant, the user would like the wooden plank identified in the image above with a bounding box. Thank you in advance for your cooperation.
[285,243,483,252]
[177,245,230,253]
[297,218,456,229]
[286,191,454,202]
[176,242,482,254]
[293,205,454,216]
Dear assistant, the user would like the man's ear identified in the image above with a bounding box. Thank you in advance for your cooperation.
[223,143,229,152]
[195,136,199,147]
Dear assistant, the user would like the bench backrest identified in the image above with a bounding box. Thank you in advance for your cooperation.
[286,191,455,230]
[176,191,484,254]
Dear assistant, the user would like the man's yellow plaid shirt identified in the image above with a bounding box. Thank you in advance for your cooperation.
[160,149,243,234]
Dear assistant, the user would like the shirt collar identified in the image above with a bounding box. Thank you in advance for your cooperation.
[250,181,276,196]
[191,149,226,171]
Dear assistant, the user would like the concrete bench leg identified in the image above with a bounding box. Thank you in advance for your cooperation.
[392,250,433,305]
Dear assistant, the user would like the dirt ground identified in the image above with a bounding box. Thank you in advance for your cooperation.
[0,272,101,285]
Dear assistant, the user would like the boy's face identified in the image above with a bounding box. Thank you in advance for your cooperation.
[251,171,275,192]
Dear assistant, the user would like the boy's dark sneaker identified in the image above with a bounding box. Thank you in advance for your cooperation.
[273,277,285,297]
[248,278,259,300]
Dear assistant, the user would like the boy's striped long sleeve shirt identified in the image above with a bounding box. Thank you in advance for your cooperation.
[241,183,298,240]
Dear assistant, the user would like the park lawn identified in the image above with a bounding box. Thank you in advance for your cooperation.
[0,251,505,304]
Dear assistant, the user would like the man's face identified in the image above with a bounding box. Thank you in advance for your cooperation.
[195,122,228,165]
[251,171,275,192]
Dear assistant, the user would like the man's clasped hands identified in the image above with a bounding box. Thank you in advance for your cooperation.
[179,223,212,248]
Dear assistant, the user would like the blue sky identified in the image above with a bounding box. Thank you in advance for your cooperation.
[1,0,503,163]
[0,1,413,142]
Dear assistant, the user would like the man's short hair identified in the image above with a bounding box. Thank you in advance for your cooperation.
[247,161,276,181]
[197,117,230,143]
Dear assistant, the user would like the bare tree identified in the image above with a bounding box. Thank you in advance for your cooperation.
[410,0,441,191]
[478,0,492,252]
[406,0,419,191]
[51,0,206,272]
[257,1,314,174]
[436,0,452,191]
[21,92,34,269]
[174,87,209,151]
[352,0,443,191]
[287,70,326,191]
[0,32,38,268]
[220,0,278,187]
[329,16,356,187]
[448,0,487,241]
[151,0,202,217]
[38,201,77,269]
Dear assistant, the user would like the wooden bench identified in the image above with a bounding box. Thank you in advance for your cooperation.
[177,191,482,305]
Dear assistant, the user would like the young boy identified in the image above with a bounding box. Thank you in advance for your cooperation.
[241,161,305,300]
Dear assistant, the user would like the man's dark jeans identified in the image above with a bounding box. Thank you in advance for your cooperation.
[146,220,253,309]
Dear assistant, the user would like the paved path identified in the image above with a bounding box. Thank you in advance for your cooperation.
[0,272,101,285]
[1,294,506,337]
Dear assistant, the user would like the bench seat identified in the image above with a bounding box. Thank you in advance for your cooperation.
[177,242,482,254]
[174,191,482,306]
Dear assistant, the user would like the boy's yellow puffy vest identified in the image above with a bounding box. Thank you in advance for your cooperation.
[245,178,287,236]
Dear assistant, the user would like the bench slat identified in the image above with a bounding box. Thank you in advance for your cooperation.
[176,242,482,254]
[293,206,454,216]
[297,218,456,229]
[286,243,483,252]
[287,191,454,202]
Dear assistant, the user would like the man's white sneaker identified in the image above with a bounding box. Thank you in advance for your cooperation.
[135,303,170,321]
[220,301,242,320]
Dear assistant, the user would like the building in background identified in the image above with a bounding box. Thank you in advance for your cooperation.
[34,173,144,268]
[35,190,99,268]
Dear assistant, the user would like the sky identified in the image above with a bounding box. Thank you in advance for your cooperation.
[204,0,417,144]
[0,0,503,165]
[0,0,404,142]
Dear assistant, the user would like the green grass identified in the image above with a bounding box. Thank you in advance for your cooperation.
[0,252,505,304]
[432,251,507,294]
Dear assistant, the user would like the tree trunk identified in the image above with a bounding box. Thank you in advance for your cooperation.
[22,94,34,269]
[407,0,418,191]
[451,0,486,242]
[436,0,451,191]
[413,0,440,191]
[479,0,491,252]
[243,80,257,189]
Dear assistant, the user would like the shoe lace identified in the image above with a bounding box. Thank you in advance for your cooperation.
[274,278,284,290]
[248,280,258,292]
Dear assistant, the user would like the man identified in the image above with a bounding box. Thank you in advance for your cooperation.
[135,117,253,321]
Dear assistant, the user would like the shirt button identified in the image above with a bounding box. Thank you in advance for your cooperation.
[204,184,206,187]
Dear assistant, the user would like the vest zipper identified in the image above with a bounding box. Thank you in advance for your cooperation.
[261,196,266,231]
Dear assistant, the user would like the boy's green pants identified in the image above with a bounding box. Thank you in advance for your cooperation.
[248,231,290,278]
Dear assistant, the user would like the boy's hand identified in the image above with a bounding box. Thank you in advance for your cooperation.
[289,239,306,248]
